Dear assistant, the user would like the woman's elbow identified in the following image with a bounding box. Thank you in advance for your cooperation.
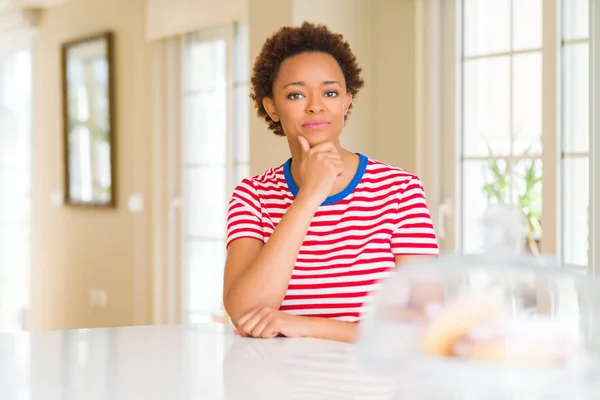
[223,290,250,325]
[222,290,237,322]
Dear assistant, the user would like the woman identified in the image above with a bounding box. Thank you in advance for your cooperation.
[223,22,439,343]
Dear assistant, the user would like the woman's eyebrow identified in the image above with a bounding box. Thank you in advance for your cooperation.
[282,80,341,88]
[283,81,305,88]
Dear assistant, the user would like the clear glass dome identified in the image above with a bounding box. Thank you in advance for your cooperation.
[356,204,600,397]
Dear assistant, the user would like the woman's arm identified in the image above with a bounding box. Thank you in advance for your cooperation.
[224,194,321,323]
[234,306,359,343]
[232,257,438,342]
[303,317,358,343]
[224,138,344,324]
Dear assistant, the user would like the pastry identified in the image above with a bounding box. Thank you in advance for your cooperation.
[420,298,577,365]
[419,297,505,356]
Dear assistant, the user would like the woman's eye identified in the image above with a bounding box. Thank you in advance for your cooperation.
[287,93,304,100]
[324,91,339,98]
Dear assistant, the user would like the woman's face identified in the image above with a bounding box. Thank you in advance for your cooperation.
[262,52,353,148]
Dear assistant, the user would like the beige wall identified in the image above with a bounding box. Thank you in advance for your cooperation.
[28,0,421,330]
[372,0,418,173]
[31,0,153,330]
[146,0,248,40]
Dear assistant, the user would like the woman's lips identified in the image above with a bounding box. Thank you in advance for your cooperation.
[302,120,330,130]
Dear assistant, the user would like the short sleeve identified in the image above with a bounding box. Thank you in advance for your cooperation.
[226,178,265,249]
[391,176,440,256]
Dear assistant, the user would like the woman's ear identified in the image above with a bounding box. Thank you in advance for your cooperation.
[262,97,279,122]
[344,94,353,116]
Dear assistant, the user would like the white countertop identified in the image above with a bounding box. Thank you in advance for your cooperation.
[2,323,599,399]
[0,323,400,400]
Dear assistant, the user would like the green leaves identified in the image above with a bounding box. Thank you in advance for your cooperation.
[480,137,542,246]
[482,159,511,204]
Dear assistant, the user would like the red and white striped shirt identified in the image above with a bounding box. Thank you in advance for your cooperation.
[226,154,439,322]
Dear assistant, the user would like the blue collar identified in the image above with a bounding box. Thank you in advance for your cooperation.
[283,153,368,206]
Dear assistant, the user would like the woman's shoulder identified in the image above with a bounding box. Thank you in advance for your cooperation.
[233,162,287,195]
[362,155,423,187]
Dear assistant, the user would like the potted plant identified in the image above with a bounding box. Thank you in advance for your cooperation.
[481,142,542,254]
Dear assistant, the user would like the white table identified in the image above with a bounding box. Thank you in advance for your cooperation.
[0,323,403,400]
[2,323,599,399]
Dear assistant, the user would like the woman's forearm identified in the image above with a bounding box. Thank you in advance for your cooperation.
[225,194,321,322]
[303,317,359,343]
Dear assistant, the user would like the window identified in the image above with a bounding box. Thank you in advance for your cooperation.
[180,22,249,324]
[561,0,590,268]
[0,50,32,331]
[460,0,543,255]
[445,0,596,270]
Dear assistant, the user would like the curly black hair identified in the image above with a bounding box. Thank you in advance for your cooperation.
[250,21,365,136]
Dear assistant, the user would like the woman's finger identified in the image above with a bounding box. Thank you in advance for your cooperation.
[261,317,281,338]
[237,307,261,327]
[250,313,274,338]
[239,308,271,336]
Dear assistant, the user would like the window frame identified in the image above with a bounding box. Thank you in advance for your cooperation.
[180,25,232,324]
[177,22,250,324]
[591,0,600,274]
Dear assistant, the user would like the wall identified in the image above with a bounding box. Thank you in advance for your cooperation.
[146,0,248,40]
[372,0,418,173]
[31,0,153,330]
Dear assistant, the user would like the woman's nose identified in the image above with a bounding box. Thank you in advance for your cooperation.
[306,95,324,113]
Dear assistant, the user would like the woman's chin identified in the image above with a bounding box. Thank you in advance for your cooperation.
[297,130,340,146]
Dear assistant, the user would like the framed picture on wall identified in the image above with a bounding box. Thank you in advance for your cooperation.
[61,31,116,208]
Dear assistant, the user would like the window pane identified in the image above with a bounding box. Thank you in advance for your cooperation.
[0,183,29,224]
[185,239,226,316]
[233,84,250,164]
[512,159,542,254]
[0,226,30,330]
[463,0,510,56]
[563,43,589,153]
[562,157,589,266]
[513,52,542,155]
[563,0,589,41]
[462,159,511,253]
[463,57,511,156]
[233,20,250,84]
[184,166,227,238]
[186,39,226,92]
[181,27,251,325]
[0,51,31,332]
[513,0,542,50]
[184,91,227,165]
